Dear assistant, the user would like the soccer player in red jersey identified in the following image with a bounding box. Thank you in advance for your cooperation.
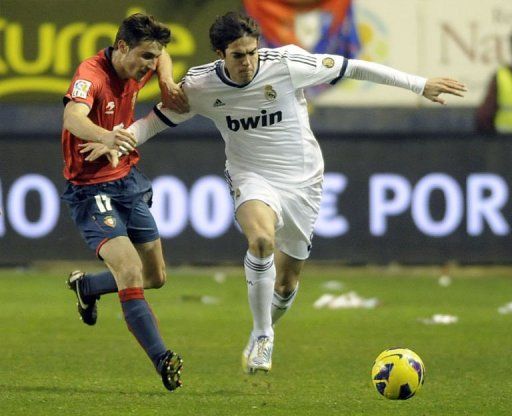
[61,13,187,391]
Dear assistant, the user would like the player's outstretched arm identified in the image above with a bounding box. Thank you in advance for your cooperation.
[128,102,196,146]
[157,49,190,114]
[344,59,466,104]
[81,104,181,167]
[81,107,169,167]
[422,77,467,105]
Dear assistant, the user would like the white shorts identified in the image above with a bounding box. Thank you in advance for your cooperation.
[226,171,323,260]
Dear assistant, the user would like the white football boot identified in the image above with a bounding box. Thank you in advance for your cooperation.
[241,334,256,374]
[247,335,273,373]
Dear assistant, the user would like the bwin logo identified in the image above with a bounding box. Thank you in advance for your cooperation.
[226,110,282,132]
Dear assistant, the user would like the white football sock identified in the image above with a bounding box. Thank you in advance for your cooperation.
[244,251,275,339]
[272,282,299,325]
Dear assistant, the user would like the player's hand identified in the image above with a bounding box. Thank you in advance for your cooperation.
[98,128,137,153]
[160,80,190,113]
[423,78,467,105]
[79,142,120,168]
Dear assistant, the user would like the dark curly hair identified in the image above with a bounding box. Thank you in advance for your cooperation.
[209,11,260,53]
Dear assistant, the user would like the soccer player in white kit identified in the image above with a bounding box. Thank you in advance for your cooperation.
[81,12,466,374]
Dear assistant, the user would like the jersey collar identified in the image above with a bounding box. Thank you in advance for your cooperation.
[104,46,114,65]
[103,46,120,77]
[215,60,261,88]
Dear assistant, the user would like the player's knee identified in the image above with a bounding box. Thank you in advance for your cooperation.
[275,280,298,298]
[143,266,166,289]
[149,267,167,289]
[248,235,274,257]
[275,270,300,297]
[117,265,144,288]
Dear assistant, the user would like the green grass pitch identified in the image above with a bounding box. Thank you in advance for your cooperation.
[0,264,511,415]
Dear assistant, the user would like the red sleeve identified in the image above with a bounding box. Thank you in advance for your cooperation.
[475,74,497,134]
[64,61,103,109]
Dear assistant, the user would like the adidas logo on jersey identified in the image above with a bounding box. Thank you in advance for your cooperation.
[213,98,225,107]
[226,110,283,132]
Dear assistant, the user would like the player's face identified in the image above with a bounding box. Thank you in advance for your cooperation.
[118,40,163,81]
[219,36,259,84]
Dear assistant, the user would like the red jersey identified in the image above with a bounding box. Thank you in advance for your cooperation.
[62,47,153,185]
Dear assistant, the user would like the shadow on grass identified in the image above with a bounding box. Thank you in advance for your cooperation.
[0,384,162,397]
[0,384,272,397]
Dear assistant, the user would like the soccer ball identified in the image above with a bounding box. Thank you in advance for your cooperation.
[371,347,425,400]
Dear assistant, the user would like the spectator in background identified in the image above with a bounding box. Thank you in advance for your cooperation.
[476,34,512,134]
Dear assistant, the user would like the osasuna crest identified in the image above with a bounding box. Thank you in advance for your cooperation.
[103,215,116,228]
[264,85,277,101]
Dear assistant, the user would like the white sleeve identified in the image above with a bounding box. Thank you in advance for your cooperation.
[127,103,195,146]
[344,59,427,95]
[279,44,348,89]
[153,102,196,126]
[127,108,167,146]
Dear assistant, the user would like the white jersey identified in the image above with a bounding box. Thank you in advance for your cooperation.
[162,45,348,187]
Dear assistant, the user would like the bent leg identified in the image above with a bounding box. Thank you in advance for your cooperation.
[99,236,168,369]
[75,239,166,298]
[272,251,305,325]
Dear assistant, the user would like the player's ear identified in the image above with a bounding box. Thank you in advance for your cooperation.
[216,49,225,59]
[118,40,129,54]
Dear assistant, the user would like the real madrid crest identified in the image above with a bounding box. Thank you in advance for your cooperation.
[264,85,277,101]
[322,57,335,68]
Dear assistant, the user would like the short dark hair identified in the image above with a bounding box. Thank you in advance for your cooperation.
[209,12,260,53]
[114,13,171,49]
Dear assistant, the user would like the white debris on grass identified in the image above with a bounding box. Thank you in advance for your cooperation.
[181,294,220,305]
[200,295,220,305]
[420,314,458,325]
[321,280,344,291]
[313,294,336,309]
[498,302,512,315]
[213,271,227,284]
[314,291,378,310]
[438,275,452,287]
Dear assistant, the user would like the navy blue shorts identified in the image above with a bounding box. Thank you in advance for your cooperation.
[61,167,159,256]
